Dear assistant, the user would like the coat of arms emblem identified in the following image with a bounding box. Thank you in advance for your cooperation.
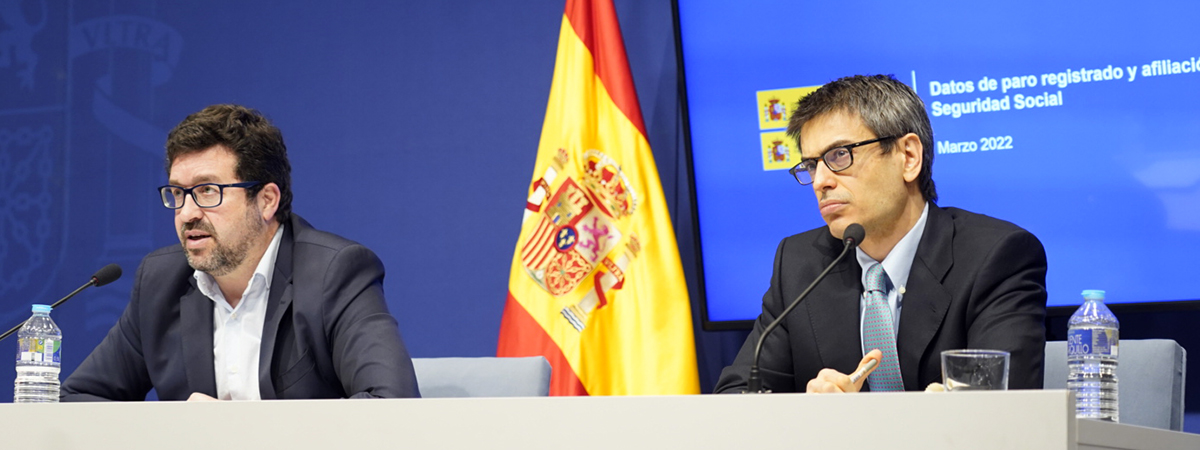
[520,148,641,331]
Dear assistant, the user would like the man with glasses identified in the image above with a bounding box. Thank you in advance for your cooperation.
[62,104,419,400]
[715,75,1047,393]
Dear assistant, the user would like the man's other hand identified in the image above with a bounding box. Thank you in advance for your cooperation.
[187,392,220,402]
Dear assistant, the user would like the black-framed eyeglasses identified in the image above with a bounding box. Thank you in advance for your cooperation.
[157,182,261,209]
[788,136,899,185]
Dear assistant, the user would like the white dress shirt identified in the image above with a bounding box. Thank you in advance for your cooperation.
[193,225,285,400]
[856,202,929,354]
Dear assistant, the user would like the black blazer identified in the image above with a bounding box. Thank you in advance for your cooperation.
[715,206,1047,393]
[62,214,419,400]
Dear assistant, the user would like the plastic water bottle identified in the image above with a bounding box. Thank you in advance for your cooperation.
[1067,289,1118,421]
[14,304,62,403]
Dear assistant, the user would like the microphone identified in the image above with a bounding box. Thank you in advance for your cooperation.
[0,264,123,342]
[89,263,123,287]
[745,223,865,393]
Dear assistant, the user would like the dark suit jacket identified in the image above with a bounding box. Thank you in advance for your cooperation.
[62,214,419,400]
[714,206,1047,393]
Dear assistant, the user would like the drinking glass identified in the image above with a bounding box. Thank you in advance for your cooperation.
[940,349,1010,391]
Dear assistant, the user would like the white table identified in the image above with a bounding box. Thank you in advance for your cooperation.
[1,390,1196,449]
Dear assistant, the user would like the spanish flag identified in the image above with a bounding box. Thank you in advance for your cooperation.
[497,0,699,395]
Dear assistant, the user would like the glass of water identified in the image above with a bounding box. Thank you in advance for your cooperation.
[941,349,1010,391]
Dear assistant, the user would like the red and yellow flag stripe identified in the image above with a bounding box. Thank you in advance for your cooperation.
[497,0,699,396]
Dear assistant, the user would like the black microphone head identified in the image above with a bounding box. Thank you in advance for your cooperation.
[91,264,123,287]
[843,223,866,248]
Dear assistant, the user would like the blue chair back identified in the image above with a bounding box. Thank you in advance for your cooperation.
[413,356,552,398]
[1044,339,1186,430]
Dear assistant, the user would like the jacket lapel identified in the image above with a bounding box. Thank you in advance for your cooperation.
[896,205,954,390]
[180,282,217,397]
[258,220,295,400]
[804,232,864,376]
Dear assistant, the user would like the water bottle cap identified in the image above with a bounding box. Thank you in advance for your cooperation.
[1081,289,1106,300]
[31,304,52,313]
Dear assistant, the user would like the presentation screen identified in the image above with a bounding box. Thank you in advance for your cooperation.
[677,1,1200,326]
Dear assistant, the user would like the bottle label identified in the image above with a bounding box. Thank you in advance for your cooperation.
[15,338,60,364]
[1068,329,1116,357]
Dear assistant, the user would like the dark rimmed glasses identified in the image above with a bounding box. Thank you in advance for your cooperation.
[158,182,261,209]
[788,136,899,185]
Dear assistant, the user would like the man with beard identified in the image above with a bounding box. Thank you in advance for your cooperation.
[62,104,419,400]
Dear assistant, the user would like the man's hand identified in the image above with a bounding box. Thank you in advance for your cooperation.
[187,392,220,402]
[805,349,882,393]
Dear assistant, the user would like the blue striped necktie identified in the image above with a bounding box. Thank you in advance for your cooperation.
[863,262,904,391]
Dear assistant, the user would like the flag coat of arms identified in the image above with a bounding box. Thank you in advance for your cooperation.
[497,0,699,395]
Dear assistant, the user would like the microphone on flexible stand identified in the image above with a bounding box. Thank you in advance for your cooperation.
[0,264,123,342]
[745,224,865,393]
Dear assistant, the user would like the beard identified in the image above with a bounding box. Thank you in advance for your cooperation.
[181,203,265,277]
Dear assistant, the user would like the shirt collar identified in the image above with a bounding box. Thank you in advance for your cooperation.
[855,202,930,294]
[194,224,286,310]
